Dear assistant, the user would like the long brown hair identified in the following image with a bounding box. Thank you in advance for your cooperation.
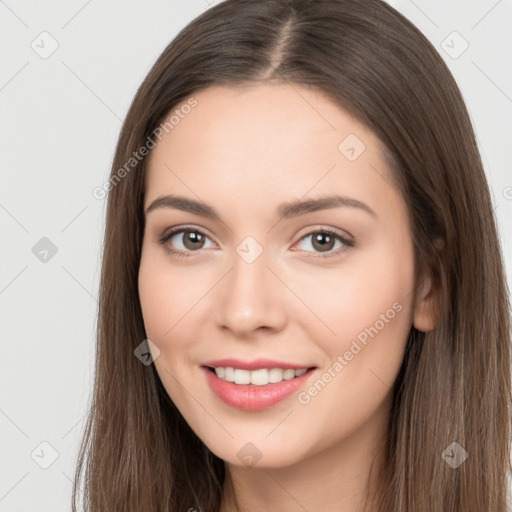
[72,0,512,510]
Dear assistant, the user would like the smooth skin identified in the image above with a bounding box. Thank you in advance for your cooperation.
[138,81,438,512]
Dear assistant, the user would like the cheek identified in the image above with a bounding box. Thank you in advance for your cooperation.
[138,257,171,341]
[286,250,414,441]
[289,237,415,369]
[138,250,221,442]
[138,247,225,374]
[138,250,197,350]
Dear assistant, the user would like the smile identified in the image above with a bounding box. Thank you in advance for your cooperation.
[202,364,317,411]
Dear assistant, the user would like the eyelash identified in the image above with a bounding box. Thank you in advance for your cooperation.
[157,226,355,259]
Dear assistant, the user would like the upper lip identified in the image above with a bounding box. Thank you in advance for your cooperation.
[202,358,315,371]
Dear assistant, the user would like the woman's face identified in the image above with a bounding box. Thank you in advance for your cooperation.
[138,82,432,468]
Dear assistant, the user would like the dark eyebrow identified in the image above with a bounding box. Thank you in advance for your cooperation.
[145,195,221,220]
[144,194,377,220]
[279,195,377,219]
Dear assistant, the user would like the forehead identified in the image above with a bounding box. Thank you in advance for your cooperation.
[163,81,381,158]
[144,82,403,223]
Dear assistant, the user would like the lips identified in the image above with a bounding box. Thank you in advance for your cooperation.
[201,358,317,411]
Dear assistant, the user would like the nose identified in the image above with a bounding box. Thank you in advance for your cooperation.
[214,246,288,337]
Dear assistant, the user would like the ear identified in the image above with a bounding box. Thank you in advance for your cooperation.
[413,238,443,332]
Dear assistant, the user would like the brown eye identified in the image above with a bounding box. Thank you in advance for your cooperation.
[159,227,215,257]
[294,228,354,257]
[311,232,336,252]
[181,230,206,250]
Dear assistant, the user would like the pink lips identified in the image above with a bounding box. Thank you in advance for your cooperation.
[202,359,316,411]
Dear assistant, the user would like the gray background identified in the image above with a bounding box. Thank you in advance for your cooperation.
[0,0,511,510]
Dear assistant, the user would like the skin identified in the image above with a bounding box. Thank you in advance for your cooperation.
[138,81,437,512]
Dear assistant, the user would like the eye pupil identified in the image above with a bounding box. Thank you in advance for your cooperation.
[183,230,205,250]
[312,232,335,252]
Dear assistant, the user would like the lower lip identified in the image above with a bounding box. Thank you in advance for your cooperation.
[202,367,316,411]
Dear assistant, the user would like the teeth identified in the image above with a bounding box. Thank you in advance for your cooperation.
[213,367,309,385]
[283,369,295,380]
[269,368,283,383]
[224,367,235,382]
[250,369,268,385]
[234,369,251,385]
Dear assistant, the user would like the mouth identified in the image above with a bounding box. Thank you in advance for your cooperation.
[201,363,318,411]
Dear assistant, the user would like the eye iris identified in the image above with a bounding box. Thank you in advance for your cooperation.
[312,232,335,252]
[183,230,205,250]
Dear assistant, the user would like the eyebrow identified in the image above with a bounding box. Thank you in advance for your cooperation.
[144,194,377,220]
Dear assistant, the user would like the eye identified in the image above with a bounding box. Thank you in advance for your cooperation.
[158,227,215,258]
[157,226,354,259]
[293,228,354,258]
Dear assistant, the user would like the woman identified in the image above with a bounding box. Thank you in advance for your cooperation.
[72,0,512,510]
